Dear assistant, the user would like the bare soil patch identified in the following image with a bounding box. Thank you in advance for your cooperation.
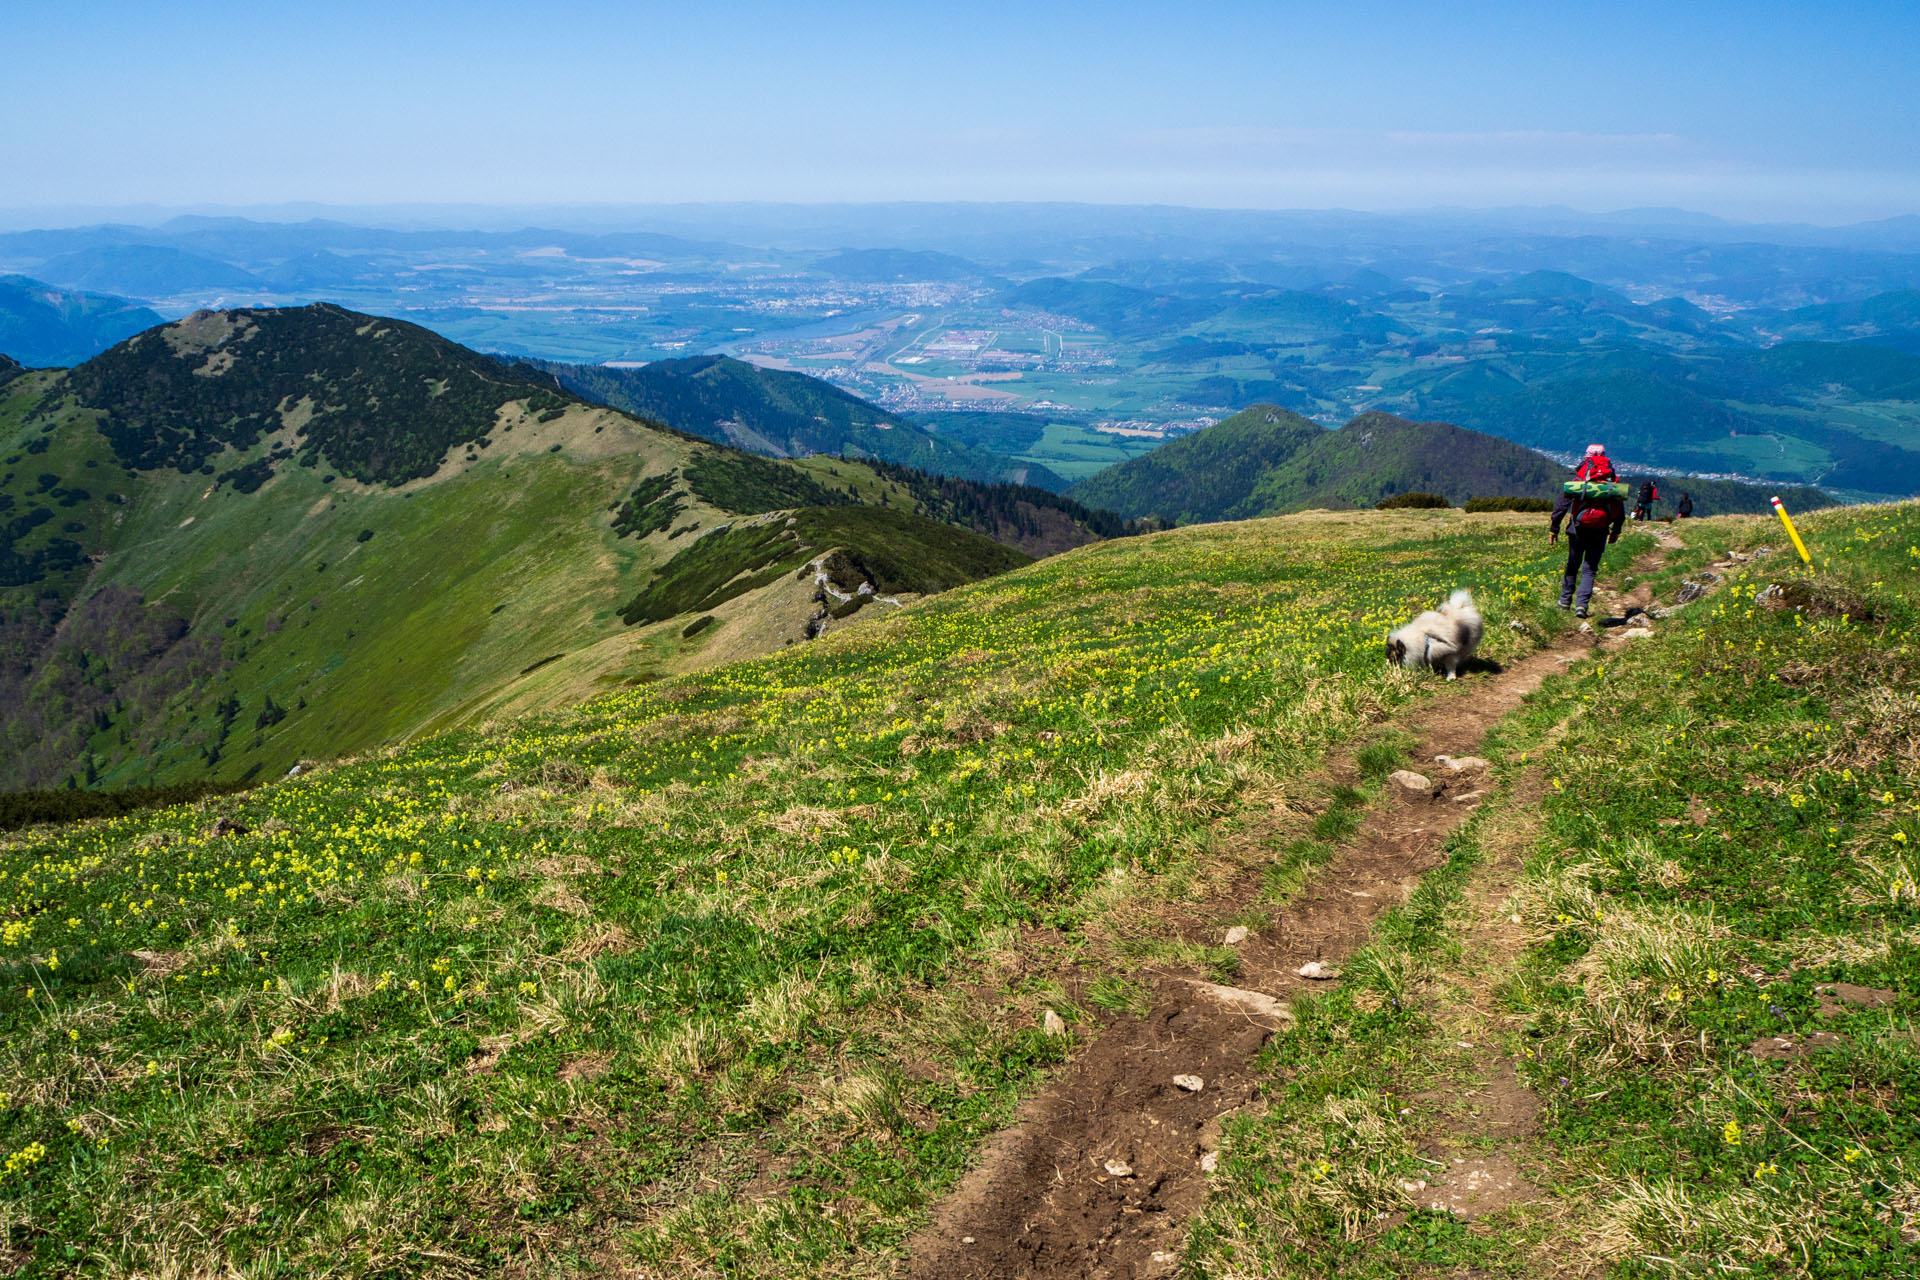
[908,646,1585,1279]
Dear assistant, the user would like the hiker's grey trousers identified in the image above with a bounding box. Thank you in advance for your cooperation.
[1560,532,1607,611]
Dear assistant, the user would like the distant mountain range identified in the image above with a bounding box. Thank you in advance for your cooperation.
[533,354,1069,491]
[0,305,1118,792]
[2,207,1911,500]
[1068,405,1829,523]
[0,276,164,366]
[813,248,988,282]
[30,244,267,298]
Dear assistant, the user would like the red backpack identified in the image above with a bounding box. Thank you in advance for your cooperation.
[1575,496,1614,529]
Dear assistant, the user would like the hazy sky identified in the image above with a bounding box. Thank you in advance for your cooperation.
[7,0,1918,222]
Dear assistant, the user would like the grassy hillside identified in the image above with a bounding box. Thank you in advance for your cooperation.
[535,355,1068,491]
[0,506,1603,1277]
[4,501,1916,1276]
[0,277,164,369]
[0,308,1056,793]
[1070,404,1831,523]
[1185,502,1920,1277]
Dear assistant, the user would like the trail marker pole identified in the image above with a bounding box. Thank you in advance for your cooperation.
[1770,496,1812,565]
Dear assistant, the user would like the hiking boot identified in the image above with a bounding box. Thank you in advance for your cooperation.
[1574,606,1590,618]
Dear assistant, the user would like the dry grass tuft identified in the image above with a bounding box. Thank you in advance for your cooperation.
[533,880,591,917]
[1591,1175,1830,1272]
[554,923,632,962]
[1061,769,1153,816]
[768,805,845,839]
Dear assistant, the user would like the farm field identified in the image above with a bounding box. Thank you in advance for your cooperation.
[4,501,1919,1276]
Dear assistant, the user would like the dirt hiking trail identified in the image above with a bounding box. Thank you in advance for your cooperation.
[906,534,1681,1279]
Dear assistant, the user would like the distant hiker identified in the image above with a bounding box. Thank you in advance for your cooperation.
[1574,443,1615,482]
[1634,479,1659,521]
[1677,491,1694,519]
[1553,471,1626,618]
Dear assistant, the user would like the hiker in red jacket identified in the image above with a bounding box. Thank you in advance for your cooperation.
[1551,473,1626,618]
[1573,443,1615,482]
[1635,479,1660,521]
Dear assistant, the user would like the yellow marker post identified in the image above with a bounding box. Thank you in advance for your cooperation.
[1770,496,1812,565]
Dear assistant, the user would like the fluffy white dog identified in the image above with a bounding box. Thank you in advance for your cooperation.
[1386,589,1484,680]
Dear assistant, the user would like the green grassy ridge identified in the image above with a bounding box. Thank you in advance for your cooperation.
[0,361,695,790]
[0,311,1083,793]
[1069,403,1832,524]
[0,509,1586,1277]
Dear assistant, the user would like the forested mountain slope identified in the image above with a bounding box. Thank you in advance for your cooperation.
[0,306,1056,791]
[535,354,1069,491]
[1071,404,1829,523]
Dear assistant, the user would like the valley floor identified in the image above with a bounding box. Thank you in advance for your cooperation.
[1,505,1917,1278]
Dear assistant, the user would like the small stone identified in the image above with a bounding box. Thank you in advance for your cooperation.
[1223,925,1250,946]
[1104,1159,1134,1178]
[962,1236,976,1245]
[1434,754,1490,775]
[1200,1150,1219,1173]
[1578,621,1594,634]
[1042,1009,1067,1036]
[1185,979,1295,1029]
[1389,770,1434,799]
[1509,913,1522,924]
[1173,1073,1204,1092]
[1296,961,1341,981]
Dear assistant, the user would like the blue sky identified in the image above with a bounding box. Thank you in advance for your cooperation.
[6,0,1917,222]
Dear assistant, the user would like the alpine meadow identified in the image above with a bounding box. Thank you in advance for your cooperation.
[8,2,1920,1274]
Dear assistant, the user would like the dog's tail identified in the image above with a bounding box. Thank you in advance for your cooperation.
[1446,588,1476,614]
